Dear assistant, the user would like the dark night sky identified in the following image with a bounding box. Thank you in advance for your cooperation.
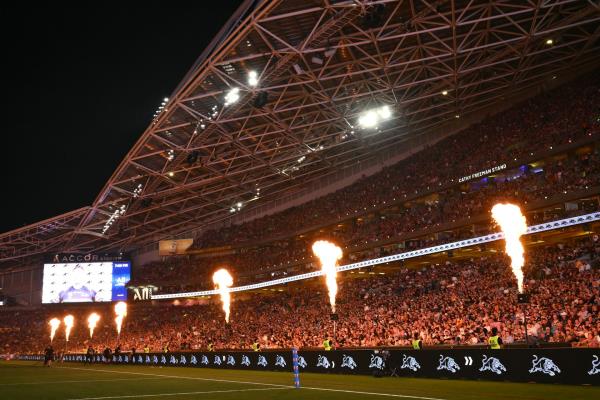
[0,2,242,233]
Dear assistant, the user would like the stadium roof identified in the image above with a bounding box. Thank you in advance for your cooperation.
[2,0,600,267]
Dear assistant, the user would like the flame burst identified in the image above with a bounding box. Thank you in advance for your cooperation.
[63,315,74,342]
[213,268,234,323]
[114,302,127,336]
[491,203,528,293]
[87,312,100,338]
[49,318,60,343]
[312,240,343,313]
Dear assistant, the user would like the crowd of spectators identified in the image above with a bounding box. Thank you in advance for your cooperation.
[2,237,598,355]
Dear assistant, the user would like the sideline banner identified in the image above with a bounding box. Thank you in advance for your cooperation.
[20,348,599,385]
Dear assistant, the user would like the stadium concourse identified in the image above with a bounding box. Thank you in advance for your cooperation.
[2,0,600,398]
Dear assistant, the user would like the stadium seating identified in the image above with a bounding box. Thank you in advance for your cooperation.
[1,237,598,355]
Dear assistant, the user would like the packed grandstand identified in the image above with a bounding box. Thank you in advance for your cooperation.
[1,0,599,375]
[2,236,599,355]
[1,70,599,356]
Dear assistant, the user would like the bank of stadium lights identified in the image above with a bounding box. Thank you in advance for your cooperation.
[230,188,262,213]
[152,97,170,122]
[193,120,206,135]
[357,105,392,129]
[206,105,219,121]
[247,71,259,87]
[102,204,127,234]
[166,149,175,161]
[224,88,240,106]
[307,144,324,153]
[132,183,143,198]
[230,201,243,213]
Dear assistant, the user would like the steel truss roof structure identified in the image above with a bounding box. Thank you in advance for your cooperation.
[2,0,600,267]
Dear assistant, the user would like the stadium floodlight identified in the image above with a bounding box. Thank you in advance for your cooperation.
[358,110,378,128]
[166,149,175,161]
[378,105,391,119]
[546,38,553,45]
[133,183,143,198]
[163,97,169,102]
[224,87,240,106]
[247,71,259,87]
[442,90,448,96]
[357,105,392,129]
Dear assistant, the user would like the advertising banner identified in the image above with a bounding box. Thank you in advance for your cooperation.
[21,348,600,385]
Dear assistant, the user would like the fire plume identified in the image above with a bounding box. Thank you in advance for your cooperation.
[63,315,74,342]
[213,268,234,323]
[49,318,60,342]
[312,240,343,313]
[114,301,127,336]
[87,312,100,338]
[491,203,528,293]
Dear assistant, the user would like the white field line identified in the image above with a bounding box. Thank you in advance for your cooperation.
[0,377,161,386]
[302,386,449,400]
[57,365,449,400]
[57,366,292,388]
[67,387,290,400]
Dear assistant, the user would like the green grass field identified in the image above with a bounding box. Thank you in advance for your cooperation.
[1,361,598,400]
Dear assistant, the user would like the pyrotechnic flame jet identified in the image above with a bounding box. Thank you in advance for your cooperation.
[49,318,60,343]
[312,240,343,313]
[114,302,127,336]
[63,315,74,342]
[87,312,100,338]
[491,203,528,293]
[213,268,234,323]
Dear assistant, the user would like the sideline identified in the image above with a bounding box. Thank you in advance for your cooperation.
[67,387,290,400]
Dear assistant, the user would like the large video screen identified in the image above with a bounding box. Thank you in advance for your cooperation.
[42,261,131,303]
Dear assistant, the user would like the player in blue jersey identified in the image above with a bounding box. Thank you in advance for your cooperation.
[58,264,97,302]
